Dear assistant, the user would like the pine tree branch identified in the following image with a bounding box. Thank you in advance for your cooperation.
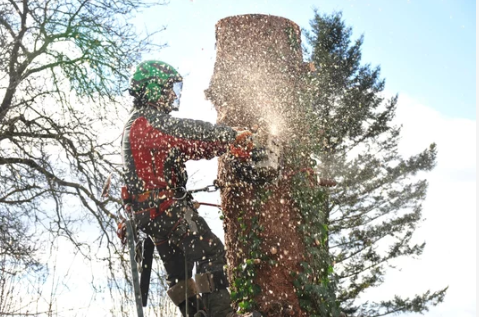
[357,287,448,317]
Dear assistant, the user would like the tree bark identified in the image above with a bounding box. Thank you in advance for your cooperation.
[206,14,310,317]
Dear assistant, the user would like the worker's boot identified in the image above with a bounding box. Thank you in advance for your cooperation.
[203,288,233,317]
[204,289,261,317]
[177,296,207,317]
[196,272,261,317]
[168,278,207,317]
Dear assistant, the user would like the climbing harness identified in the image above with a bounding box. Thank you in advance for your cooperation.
[119,181,222,316]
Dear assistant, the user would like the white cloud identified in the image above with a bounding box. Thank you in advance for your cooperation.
[395,94,476,173]
[360,93,477,316]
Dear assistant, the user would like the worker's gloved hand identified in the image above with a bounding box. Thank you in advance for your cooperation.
[229,128,254,160]
[117,219,127,245]
[233,129,254,149]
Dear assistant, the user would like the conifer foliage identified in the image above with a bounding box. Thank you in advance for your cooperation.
[303,11,447,316]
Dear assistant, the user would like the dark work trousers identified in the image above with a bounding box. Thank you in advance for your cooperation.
[133,200,227,288]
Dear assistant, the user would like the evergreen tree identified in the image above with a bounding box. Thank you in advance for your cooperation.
[303,11,447,316]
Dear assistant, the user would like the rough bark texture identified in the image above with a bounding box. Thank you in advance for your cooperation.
[206,14,309,317]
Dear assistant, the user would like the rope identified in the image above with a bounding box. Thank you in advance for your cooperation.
[196,202,221,208]
[184,251,188,316]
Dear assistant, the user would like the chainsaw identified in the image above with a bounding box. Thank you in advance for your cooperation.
[229,124,336,187]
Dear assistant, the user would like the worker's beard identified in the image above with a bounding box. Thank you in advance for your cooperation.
[146,86,181,112]
[146,102,172,113]
[147,98,181,113]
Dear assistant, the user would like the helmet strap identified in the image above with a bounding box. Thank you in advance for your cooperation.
[146,101,172,113]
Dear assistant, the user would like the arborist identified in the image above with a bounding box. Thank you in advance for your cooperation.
[117,60,260,317]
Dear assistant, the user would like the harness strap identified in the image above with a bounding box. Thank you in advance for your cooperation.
[121,186,180,219]
[132,188,177,203]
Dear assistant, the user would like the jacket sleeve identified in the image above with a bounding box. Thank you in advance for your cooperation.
[146,110,237,160]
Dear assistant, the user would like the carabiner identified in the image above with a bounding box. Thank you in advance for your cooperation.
[173,187,188,200]
[205,185,219,192]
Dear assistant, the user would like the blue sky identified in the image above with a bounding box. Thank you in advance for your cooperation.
[137,0,476,119]
[127,1,476,316]
[12,2,475,316]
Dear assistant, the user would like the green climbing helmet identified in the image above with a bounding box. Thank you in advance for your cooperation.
[130,60,183,109]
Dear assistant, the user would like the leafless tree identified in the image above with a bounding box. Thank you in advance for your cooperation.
[0,0,169,315]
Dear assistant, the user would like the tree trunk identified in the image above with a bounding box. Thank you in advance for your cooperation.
[206,14,310,317]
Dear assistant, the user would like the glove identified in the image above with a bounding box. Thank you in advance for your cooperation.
[229,129,254,160]
[117,219,127,245]
[234,129,253,149]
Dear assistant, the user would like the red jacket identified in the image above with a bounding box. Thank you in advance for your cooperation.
[122,106,236,211]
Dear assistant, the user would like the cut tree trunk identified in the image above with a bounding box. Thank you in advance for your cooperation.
[206,14,311,317]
